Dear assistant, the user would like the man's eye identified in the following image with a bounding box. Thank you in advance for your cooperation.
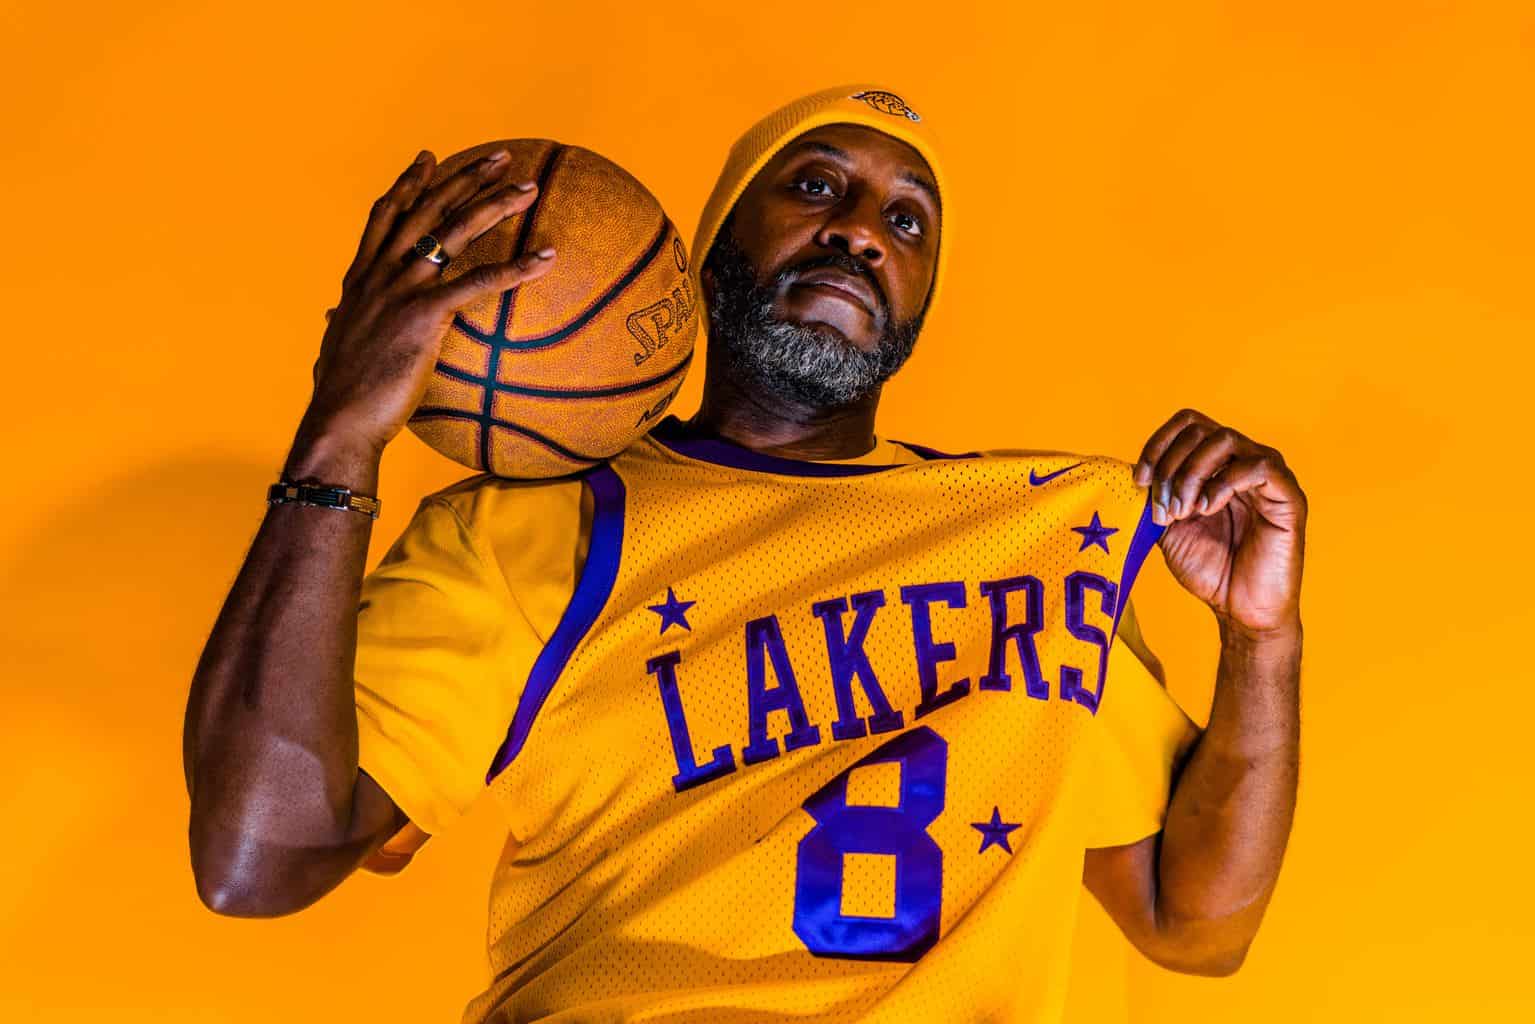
[891,212,923,236]
[795,177,835,197]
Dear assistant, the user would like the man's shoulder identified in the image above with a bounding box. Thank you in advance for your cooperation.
[425,469,587,501]
[418,471,588,536]
[385,472,590,586]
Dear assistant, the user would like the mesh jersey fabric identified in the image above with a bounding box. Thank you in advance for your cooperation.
[353,417,1198,1023]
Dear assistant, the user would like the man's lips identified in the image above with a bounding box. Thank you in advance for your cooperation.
[786,268,879,317]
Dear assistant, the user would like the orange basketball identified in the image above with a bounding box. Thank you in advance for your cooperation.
[407,139,697,478]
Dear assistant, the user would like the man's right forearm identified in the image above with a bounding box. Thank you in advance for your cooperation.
[183,426,395,915]
[185,146,551,914]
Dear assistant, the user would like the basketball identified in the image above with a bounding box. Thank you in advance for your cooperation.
[407,139,697,478]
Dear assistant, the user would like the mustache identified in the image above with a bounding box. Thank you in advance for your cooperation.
[773,253,889,320]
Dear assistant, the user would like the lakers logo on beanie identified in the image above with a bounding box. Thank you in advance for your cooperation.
[850,89,922,122]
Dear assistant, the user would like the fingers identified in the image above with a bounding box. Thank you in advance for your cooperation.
[1134,410,1305,530]
[1192,454,1280,518]
[1133,408,1207,488]
[343,150,435,294]
[424,248,557,312]
[1149,421,1214,517]
[1167,427,1254,519]
[380,149,516,272]
[1135,409,1272,525]
[395,179,540,290]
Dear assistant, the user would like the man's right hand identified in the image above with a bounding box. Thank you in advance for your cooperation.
[288,147,557,481]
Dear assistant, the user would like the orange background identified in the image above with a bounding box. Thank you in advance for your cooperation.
[2,1,1530,1020]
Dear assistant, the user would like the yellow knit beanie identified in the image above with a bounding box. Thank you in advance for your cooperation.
[691,84,949,320]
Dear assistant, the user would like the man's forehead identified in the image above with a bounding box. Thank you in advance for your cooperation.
[772,124,939,207]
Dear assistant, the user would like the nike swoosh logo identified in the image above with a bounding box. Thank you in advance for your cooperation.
[1029,462,1083,486]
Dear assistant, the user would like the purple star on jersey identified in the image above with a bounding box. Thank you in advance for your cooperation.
[647,586,696,635]
[971,806,1022,855]
[1072,511,1119,554]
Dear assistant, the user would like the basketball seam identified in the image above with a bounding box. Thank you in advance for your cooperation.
[433,349,692,400]
[476,142,565,472]
[411,408,609,464]
[499,217,673,350]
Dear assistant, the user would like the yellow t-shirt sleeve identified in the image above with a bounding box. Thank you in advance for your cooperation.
[353,495,522,839]
[1082,610,1202,850]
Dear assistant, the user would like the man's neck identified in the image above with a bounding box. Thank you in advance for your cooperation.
[687,368,882,461]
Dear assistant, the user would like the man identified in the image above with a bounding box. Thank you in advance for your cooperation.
[184,85,1304,1022]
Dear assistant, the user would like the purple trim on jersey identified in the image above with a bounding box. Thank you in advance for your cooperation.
[486,464,626,782]
[889,439,982,461]
[1111,490,1166,641]
[648,415,976,477]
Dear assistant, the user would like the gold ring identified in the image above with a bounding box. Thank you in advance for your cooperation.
[412,234,449,267]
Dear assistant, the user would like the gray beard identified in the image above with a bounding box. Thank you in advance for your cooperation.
[702,226,924,409]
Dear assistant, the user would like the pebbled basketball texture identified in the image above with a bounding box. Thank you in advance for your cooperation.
[408,139,697,478]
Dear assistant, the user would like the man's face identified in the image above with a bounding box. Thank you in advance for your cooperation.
[702,123,942,408]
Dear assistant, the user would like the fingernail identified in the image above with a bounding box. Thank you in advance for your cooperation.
[1133,463,1149,486]
[1197,495,1210,513]
[1153,502,1166,525]
[1157,480,1172,508]
[513,180,537,192]
[414,149,431,165]
[486,150,509,164]
[1169,497,1182,519]
[535,246,555,259]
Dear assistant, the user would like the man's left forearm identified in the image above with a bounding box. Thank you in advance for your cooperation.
[1156,615,1302,964]
[1117,409,1307,974]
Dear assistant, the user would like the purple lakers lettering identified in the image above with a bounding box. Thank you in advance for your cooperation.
[646,572,1116,793]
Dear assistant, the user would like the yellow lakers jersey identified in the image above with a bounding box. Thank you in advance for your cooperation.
[353,416,1197,1023]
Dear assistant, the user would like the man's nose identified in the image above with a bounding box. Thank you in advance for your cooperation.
[815,192,885,265]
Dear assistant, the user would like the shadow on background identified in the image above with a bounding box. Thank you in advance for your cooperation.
[0,458,506,1022]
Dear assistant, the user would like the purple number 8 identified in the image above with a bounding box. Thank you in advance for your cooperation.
[792,726,947,961]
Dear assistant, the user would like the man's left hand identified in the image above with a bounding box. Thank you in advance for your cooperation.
[1133,409,1307,637]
